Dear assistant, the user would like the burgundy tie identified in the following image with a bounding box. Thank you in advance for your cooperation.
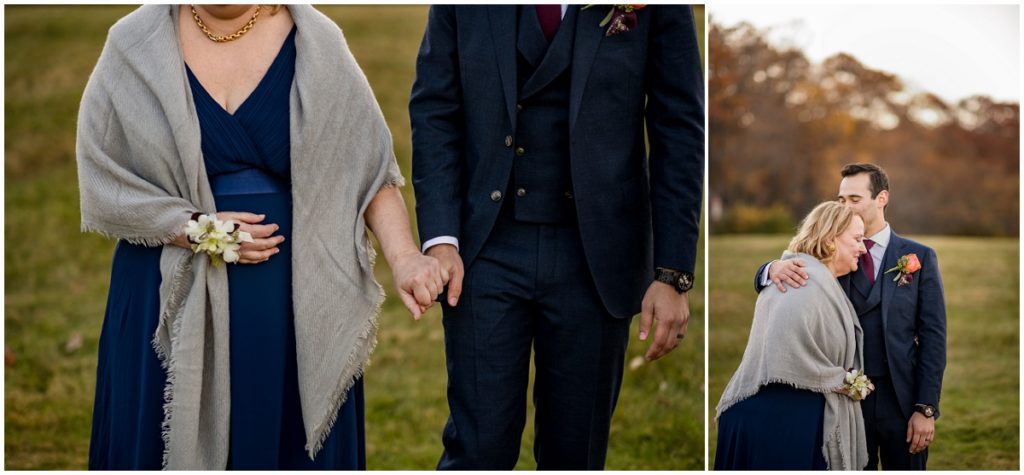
[536,5,562,42]
[859,239,876,284]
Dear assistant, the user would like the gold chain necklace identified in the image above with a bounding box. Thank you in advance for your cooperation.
[190,5,261,43]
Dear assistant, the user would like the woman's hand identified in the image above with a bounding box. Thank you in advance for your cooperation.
[171,212,285,264]
[391,249,448,320]
[217,212,285,264]
[360,185,449,319]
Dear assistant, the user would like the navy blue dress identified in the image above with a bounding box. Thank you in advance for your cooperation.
[89,28,366,470]
[714,383,828,470]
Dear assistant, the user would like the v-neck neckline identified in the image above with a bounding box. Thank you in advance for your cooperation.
[185,26,296,118]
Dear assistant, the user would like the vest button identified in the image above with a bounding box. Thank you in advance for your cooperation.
[515,147,525,156]
[490,190,503,202]
[564,191,574,200]
[516,103,523,112]
[504,135,513,147]
[516,187,527,197]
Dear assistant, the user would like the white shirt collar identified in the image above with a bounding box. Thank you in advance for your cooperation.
[867,222,891,248]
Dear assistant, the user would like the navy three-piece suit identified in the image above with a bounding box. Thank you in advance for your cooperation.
[410,5,703,469]
[755,231,947,470]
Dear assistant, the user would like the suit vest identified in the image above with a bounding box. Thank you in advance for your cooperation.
[505,6,577,223]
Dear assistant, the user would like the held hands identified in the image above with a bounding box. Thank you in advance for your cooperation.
[392,249,448,320]
[425,244,464,307]
[767,258,810,292]
[393,243,462,320]
[173,211,285,264]
[639,281,689,361]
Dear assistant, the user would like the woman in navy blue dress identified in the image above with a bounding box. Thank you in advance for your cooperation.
[87,5,444,469]
[713,202,870,470]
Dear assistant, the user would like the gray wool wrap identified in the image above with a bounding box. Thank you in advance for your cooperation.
[715,252,868,470]
[76,5,404,469]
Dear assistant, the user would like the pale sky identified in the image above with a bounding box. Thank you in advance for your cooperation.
[709,4,1020,104]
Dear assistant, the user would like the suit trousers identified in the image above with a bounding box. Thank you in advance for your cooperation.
[437,215,631,470]
[862,375,928,470]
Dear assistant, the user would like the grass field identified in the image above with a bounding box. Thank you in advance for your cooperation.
[708,235,1019,469]
[4,5,706,469]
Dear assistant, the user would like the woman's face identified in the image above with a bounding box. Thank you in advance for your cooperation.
[830,215,866,276]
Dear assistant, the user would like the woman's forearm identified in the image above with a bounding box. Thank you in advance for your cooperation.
[364,185,421,265]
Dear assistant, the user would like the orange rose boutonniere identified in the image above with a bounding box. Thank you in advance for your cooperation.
[582,4,647,37]
[885,253,922,286]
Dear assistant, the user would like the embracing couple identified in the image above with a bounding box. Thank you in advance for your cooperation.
[79,5,703,470]
[714,164,947,471]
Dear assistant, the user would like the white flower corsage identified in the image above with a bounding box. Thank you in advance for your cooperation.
[841,368,875,402]
[184,213,254,266]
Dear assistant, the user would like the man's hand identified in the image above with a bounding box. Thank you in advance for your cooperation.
[426,243,464,307]
[392,250,447,320]
[638,281,689,361]
[768,258,809,293]
[906,412,935,454]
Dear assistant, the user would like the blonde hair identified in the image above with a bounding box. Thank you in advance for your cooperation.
[787,201,857,263]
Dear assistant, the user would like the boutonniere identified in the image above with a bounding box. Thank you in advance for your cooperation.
[582,4,646,37]
[884,253,921,286]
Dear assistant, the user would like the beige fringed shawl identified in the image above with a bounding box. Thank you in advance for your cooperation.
[715,252,868,470]
[77,5,403,469]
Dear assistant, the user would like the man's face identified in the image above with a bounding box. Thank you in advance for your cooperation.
[837,173,885,229]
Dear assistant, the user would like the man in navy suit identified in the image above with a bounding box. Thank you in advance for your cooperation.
[754,163,946,470]
[409,5,703,469]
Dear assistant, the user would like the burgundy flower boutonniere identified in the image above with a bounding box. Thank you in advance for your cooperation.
[885,253,922,287]
[582,4,647,37]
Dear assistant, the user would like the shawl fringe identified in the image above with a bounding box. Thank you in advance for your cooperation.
[306,200,398,455]
[80,221,182,248]
[714,377,844,422]
[152,257,193,469]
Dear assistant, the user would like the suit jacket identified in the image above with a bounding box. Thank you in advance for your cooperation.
[755,232,947,418]
[409,5,705,318]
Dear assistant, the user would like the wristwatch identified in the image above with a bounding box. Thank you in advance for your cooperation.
[914,404,936,418]
[654,267,694,294]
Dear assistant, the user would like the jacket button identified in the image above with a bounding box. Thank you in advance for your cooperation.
[516,103,523,112]
[490,190,503,202]
[564,191,574,200]
[504,135,513,147]
[515,147,525,156]
[516,187,527,197]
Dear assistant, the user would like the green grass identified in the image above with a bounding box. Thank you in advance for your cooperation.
[708,235,1019,469]
[5,5,705,469]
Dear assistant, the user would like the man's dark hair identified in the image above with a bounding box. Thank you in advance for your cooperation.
[841,163,889,198]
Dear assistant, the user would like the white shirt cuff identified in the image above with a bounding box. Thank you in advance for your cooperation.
[422,236,459,253]
[760,260,777,287]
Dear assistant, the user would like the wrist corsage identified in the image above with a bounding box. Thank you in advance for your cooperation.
[184,213,254,266]
[841,368,875,401]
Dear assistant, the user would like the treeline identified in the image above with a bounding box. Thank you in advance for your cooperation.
[708,20,1019,236]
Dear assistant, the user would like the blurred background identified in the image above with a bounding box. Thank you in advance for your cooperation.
[3,5,705,469]
[707,5,1019,469]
